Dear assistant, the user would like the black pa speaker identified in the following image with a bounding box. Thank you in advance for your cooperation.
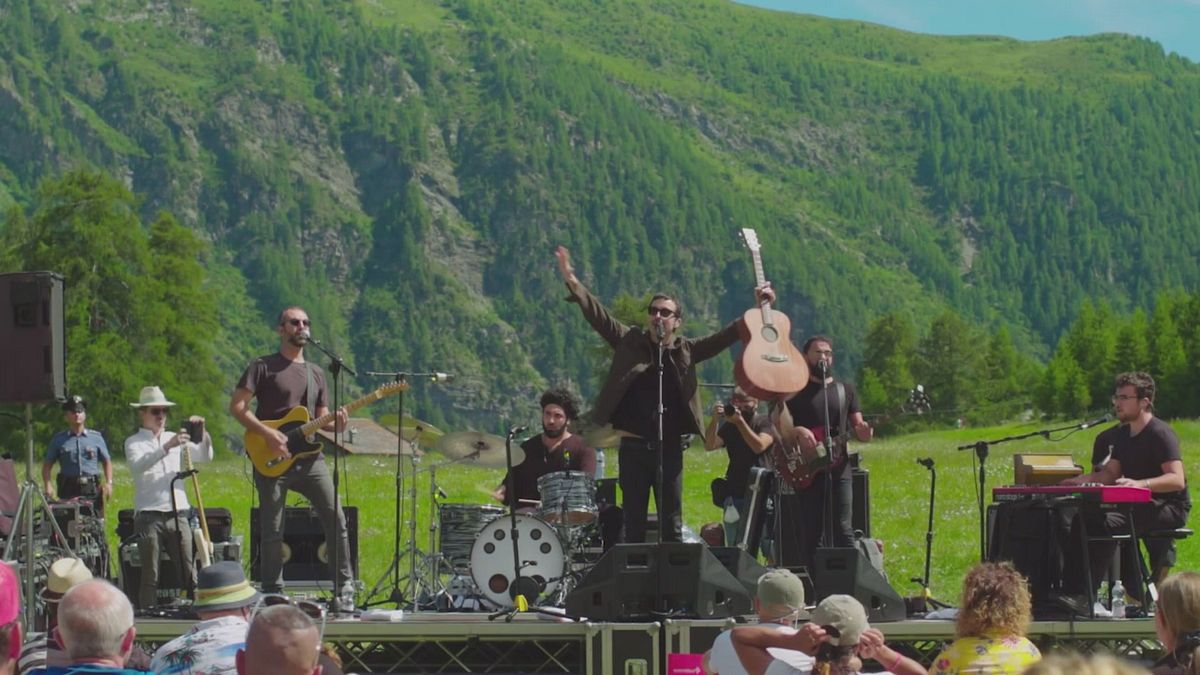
[708,546,769,600]
[0,272,65,403]
[565,543,752,621]
[812,547,906,622]
[250,506,358,582]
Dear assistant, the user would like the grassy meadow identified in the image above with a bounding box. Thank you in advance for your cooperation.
[22,417,1197,606]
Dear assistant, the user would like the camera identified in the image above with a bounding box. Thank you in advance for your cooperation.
[184,419,204,441]
[723,401,740,418]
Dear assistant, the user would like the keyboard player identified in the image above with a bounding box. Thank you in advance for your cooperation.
[1060,371,1190,602]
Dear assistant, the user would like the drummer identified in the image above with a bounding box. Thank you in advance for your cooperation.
[492,388,596,511]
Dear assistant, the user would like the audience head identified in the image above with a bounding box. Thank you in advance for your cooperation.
[1022,652,1149,675]
[193,561,260,619]
[56,580,135,665]
[955,561,1032,640]
[1156,571,1200,672]
[755,569,806,622]
[0,562,22,671]
[237,604,321,675]
[810,594,868,674]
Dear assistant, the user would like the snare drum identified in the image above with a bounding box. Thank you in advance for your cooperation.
[438,503,504,570]
[470,514,565,607]
[537,471,597,525]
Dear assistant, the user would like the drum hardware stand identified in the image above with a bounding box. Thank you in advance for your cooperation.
[911,457,949,611]
[2,404,76,629]
[304,335,355,613]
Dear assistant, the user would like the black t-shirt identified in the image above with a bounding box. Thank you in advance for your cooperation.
[717,412,772,498]
[611,357,685,443]
[500,434,595,508]
[1112,417,1190,506]
[1091,424,1124,470]
[235,352,328,421]
[785,379,860,445]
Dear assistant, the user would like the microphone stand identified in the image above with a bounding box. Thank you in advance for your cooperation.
[655,324,667,545]
[816,362,836,552]
[170,469,197,602]
[305,336,356,613]
[911,458,949,611]
[957,417,1106,562]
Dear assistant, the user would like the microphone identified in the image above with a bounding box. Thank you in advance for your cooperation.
[814,360,829,377]
[430,372,453,383]
[174,470,198,480]
[298,329,311,340]
[436,485,448,500]
[654,319,665,341]
[509,425,528,436]
[917,457,934,469]
[1079,412,1113,430]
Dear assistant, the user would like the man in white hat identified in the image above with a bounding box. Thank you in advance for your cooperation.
[125,385,212,611]
[17,558,92,674]
[151,561,260,674]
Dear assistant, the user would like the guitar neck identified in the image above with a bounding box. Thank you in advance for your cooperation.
[298,388,390,436]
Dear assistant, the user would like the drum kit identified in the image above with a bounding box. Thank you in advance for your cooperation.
[367,418,611,612]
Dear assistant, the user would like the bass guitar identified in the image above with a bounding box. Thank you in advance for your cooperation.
[771,385,929,491]
[734,228,808,399]
[246,380,409,477]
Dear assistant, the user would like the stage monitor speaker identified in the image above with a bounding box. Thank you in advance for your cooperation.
[852,468,870,537]
[812,547,906,622]
[250,506,358,582]
[0,272,65,403]
[565,543,752,621]
[709,546,769,600]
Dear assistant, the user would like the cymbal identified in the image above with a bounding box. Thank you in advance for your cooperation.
[573,417,622,448]
[383,415,444,448]
[437,431,523,468]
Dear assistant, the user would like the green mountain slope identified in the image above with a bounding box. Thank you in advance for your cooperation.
[2,0,1198,430]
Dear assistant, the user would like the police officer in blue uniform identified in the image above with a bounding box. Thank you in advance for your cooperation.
[42,395,113,514]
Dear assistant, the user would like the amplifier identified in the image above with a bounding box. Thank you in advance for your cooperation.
[119,536,243,605]
[249,506,359,582]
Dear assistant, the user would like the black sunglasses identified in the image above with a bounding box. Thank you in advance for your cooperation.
[285,319,312,327]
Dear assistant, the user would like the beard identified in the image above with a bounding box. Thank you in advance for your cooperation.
[739,408,755,424]
[543,425,565,438]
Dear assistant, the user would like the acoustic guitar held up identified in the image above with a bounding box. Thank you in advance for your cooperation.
[734,227,808,399]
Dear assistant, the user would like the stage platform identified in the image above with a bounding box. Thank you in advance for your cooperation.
[134,613,1166,674]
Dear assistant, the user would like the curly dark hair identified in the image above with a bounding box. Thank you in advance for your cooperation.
[955,562,1032,639]
[1115,371,1156,404]
[540,387,580,421]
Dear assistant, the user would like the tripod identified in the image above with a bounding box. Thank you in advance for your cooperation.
[2,404,75,629]
[911,457,949,611]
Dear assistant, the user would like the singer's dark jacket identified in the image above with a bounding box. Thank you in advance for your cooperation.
[565,279,741,437]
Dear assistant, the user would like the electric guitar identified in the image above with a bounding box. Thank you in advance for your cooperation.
[246,380,408,477]
[734,228,809,399]
[771,386,930,491]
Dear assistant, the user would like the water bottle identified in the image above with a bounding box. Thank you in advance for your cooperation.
[1099,576,1113,607]
[1111,579,1126,618]
[594,449,606,479]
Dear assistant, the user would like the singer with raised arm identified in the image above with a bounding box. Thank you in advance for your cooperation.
[125,385,213,610]
[1060,371,1190,602]
[555,245,773,543]
[768,335,872,570]
[491,388,596,509]
[228,305,355,610]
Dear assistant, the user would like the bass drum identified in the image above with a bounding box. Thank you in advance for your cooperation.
[470,514,565,607]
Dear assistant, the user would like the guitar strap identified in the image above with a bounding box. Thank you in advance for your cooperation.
[834,381,847,460]
[305,362,316,417]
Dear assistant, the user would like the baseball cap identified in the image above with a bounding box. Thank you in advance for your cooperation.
[756,569,806,612]
[811,594,869,646]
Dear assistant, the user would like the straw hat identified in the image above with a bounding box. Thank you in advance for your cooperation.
[129,386,176,408]
[42,558,93,602]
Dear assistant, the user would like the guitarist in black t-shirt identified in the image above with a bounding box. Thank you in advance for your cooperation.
[770,335,873,570]
[1062,371,1190,599]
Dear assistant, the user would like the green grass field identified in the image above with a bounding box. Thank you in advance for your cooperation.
[23,418,1196,606]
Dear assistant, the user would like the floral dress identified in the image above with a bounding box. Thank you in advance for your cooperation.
[930,634,1041,674]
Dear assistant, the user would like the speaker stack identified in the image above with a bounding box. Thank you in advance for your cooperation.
[0,272,65,403]
[249,506,359,582]
[564,542,754,621]
[810,547,906,622]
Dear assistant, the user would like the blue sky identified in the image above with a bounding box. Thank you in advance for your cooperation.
[739,1,1200,62]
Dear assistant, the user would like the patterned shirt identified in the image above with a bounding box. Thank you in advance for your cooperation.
[149,615,248,675]
[930,635,1041,674]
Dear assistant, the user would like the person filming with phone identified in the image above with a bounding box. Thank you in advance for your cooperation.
[125,385,212,611]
